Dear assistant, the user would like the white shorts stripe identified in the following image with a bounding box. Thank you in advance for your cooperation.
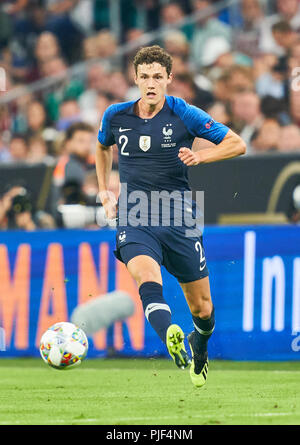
[145,303,171,321]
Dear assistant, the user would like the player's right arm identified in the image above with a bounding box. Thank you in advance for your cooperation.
[95,141,117,220]
[96,105,117,220]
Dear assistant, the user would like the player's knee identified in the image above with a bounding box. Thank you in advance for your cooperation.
[135,271,161,287]
[189,299,212,319]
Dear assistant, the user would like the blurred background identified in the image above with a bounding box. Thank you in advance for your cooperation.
[0,0,299,361]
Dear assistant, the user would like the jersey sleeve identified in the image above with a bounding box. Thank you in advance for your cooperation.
[97,105,116,147]
[171,96,230,144]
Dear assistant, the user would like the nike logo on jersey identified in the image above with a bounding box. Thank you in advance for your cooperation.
[119,127,132,132]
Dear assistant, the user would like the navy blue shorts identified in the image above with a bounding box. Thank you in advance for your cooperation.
[114,225,209,283]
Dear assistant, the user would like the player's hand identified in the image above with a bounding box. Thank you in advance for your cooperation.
[98,191,117,220]
[178,147,202,166]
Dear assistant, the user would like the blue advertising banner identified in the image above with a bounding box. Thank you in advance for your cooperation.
[0,226,299,361]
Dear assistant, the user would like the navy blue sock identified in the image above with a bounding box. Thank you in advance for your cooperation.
[139,281,172,344]
[192,306,215,355]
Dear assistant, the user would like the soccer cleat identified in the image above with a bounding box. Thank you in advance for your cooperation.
[166,324,191,369]
[187,331,209,387]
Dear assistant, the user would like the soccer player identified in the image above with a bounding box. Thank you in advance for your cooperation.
[96,46,246,387]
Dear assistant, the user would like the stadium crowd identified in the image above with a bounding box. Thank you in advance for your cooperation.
[0,0,300,229]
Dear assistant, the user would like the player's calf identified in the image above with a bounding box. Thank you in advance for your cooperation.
[139,281,172,343]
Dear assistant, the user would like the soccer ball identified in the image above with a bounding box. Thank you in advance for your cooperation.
[40,322,88,370]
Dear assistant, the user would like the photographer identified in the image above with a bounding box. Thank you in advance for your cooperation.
[57,170,120,229]
[0,186,56,230]
[0,187,36,230]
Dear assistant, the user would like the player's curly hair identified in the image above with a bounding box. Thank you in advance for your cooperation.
[133,45,173,76]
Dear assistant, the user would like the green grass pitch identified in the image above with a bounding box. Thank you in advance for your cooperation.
[0,358,299,425]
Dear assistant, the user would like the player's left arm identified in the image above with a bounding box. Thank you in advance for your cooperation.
[178,129,246,166]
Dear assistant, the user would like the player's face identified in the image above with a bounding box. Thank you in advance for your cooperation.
[135,63,172,106]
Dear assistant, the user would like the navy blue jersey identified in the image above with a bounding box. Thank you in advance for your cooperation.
[98,95,229,227]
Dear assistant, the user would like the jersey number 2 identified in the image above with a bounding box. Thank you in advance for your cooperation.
[195,241,206,271]
[119,135,129,156]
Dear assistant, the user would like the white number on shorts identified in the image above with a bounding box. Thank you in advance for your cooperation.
[195,241,206,271]
[119,135,129,156]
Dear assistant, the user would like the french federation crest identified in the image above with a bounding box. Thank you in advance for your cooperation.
[139,136,151,152]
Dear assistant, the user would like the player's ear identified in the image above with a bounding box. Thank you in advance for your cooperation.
[167,72,173,85]
[134,68,139,85]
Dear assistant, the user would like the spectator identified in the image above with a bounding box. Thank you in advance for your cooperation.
[212,65,254,104]
[0,185,56,230]
[9,134,28,163]
[42,0,85,63]
[125,28,144,43]
[160,2,194,41]
[260,95,290,123]
[259,0,300,56]
[83,35,101,60]
[106,71,129,102]
[213,71,231,103]
[11,1,47,67]
[31,31,62,80]
[163,30,190,61]
[78,63,110,111]
[0,186,37,230]
[81,93,111,128]
[83,29,120,70]
[234,0,265,58]
[40,55,67,78]
[190,0,232,69]
[200,36,252,83]
[252,52,279,81]
[22,98,57,155]
[95,29,118,59]
[251,118,281,152]
[0,186,27,229]
[52,121,96,220]
[230,90,264,152]
[255,55,288,99]
[35,31,61,64]
[171,55,191,75]
[226,65,255,95]
[271,20,298,54]
[11,88,35,134]
[277,124,300,151]
[169,72,214,109]
[81,169,100,206]
[27,136,54,164]
[201,36,232,70]
[124,28,144,61]
[124,61,141,101]
[10,191,36,229]
[25,100,48,137]
[206,101,231,126]
[53,122,95,188]
[42,56,84,122]
[56,98,82,131]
